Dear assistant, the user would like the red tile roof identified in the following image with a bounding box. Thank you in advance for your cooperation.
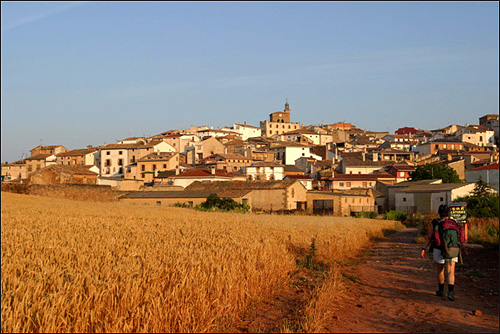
[174,168,239,178]
[469,163,499,170]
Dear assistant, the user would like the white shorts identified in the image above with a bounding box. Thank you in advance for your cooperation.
[433,248,458,264]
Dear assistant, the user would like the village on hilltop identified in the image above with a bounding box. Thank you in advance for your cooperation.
[2,103,499,216]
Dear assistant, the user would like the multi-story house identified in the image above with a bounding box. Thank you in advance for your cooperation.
[134,152,180,182]
[101,140,175,177]
[416,139,465,156]
[337,153,388,174]
[1,160,27,181]
[387,164,416,183]
[242,161,285,181]
[163,133,200,153]
[479,114,499,146]
[56,147,100,166]
[202,153,253,173]
[25,154,57,174]
[453,125,496,147]
[230,123,262,140]
[29,145,68,157]
[279,128,334,145]
[380,134,420,151]
[260,102,302,137]
[186,136,225,165]
[271,143,322,166]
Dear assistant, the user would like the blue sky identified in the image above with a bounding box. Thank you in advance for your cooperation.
[1,1,498,162]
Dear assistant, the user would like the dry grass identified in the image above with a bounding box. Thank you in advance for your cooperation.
[466,217,500,246]
[1,192,402,333]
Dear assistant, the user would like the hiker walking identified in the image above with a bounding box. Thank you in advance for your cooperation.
[421,204,463,301]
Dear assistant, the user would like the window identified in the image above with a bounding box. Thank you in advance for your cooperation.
[118,159,123,166]
[362,182,367,187]
[119,151,123,155]
[403,197,406,202]
[105,159,111,167]
[163,164,167,169]
[346,182,351,187]
[106,151,110,155]
[291,188,295,198]
[141,165,145,171]
[156,201,161,206]
[153,165,156,171]
[339,182,344,187]
[440,197,444,201]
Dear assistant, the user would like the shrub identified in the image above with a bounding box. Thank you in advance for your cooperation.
[383,210,408,222]
[197,193,249,213]
[354,211,377,219]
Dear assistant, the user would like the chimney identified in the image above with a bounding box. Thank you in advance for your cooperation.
[373,152,378,162]
[175,167,180,175]
[211,168,216,175]
[362,152,366,161]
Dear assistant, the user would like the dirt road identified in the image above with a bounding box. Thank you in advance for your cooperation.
[326,227,499,333]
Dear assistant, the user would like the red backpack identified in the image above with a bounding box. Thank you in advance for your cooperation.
[432,218,465,258]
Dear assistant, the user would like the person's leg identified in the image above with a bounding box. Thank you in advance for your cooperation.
[446,260,455,285]
[446,260,456,300]
[436,263,445,296]
[436,263,445,283]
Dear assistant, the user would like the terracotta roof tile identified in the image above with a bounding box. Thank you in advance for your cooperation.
[468,163,499,170]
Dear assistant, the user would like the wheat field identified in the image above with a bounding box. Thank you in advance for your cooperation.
[1,191,402,333]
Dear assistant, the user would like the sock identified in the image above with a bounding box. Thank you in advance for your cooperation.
[438,283,445,292]
[448,284,454,293]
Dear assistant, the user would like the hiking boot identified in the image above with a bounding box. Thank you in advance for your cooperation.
[436,290,445,297]
[448,291,455,301]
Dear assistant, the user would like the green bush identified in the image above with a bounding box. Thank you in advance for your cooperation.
[354,211,378,219]
[196,193,249,213]
[383,210,408,222]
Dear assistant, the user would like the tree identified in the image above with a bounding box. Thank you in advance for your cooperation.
[454,178,499,218]
[410,163,462,183]
[471,177,493,197]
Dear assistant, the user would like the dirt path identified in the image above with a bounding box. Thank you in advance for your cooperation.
[326,227,499,333]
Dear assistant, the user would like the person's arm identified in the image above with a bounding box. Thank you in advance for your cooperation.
[420,222,434,259]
